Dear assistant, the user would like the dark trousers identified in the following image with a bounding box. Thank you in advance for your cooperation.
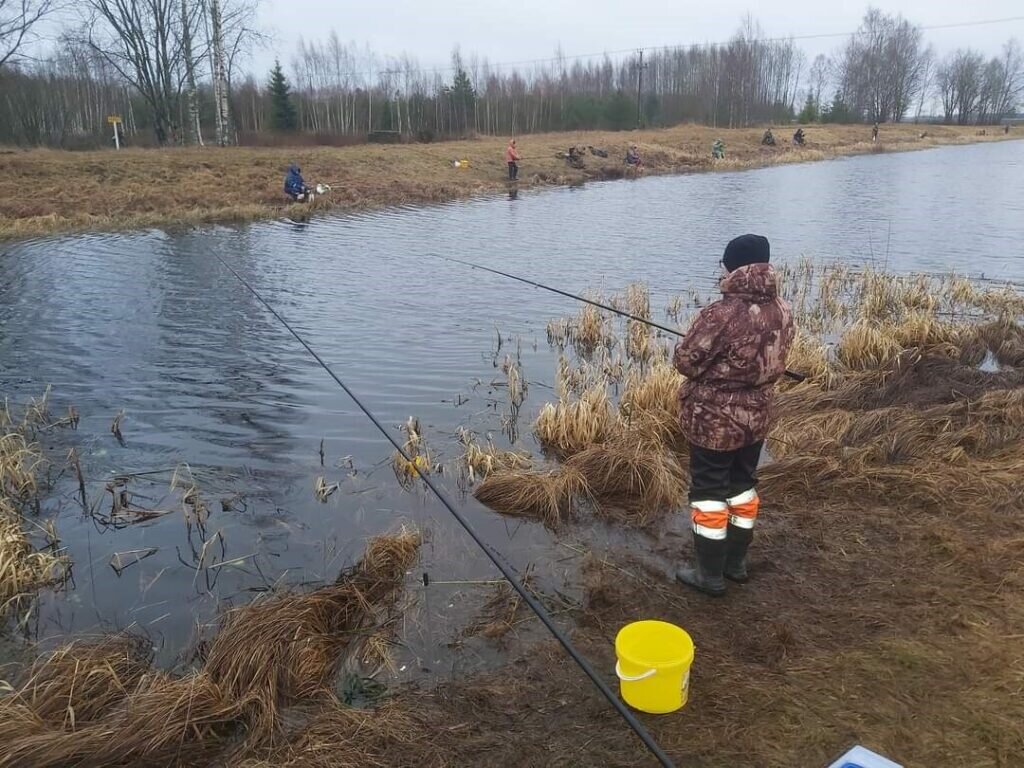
[508,162,518,180]
[688,441,763,503]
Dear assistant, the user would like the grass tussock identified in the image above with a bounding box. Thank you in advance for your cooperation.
[204,527,420,742]
[533,385,616,458]
[0,498,65,612]
[473,467,588,528]
[571,302,612,352]
[0,528,422,766]
[497,267,1024,530]
[564,436,686,526]
[458,428,533,482]
[0,394,72,616]
[0,432,44,502]
[618,360,684,448]
[0,672,240,768]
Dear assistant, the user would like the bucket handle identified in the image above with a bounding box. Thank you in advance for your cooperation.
[615,661,656,682]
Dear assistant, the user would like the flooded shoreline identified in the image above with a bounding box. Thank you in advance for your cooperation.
[1,139,1022,766]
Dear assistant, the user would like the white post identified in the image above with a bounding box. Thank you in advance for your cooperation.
[113,123,120,150]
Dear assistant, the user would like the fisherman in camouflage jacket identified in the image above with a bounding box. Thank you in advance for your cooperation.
[672,234,795,596]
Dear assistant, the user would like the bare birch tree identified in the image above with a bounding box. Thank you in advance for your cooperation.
[76,0,204,144]
[0,0,54,67]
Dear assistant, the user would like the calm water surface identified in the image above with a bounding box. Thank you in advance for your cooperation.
[1,139,1022,674]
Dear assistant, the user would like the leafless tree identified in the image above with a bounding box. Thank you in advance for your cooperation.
[0,0,54,67]
[75,0,205,144]
[981,39,1024,122]
[809,54,832,110]
[839,7,927,122]
[938,49,986,125]
[181,0,203,144]
[207,0,230,144]
[913,44,935,121]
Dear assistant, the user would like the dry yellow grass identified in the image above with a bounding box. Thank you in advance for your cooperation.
[533,384,616,457]
[0,527,422,767]
[458,428,533,482]
[564,435,686,526]
[473,466,589,528]
[0,498,66,613]
[0,124,1013,239]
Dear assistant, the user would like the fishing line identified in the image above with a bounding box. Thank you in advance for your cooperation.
[438,254,806,382]
[212,254,677,768]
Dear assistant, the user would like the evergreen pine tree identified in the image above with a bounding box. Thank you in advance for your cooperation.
[797,93,819,124]
[268,60,297,132]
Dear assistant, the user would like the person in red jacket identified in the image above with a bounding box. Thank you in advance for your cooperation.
[505,139,520,181]
[672,234,795,596]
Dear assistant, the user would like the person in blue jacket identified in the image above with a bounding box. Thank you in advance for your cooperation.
[284,164,310,202]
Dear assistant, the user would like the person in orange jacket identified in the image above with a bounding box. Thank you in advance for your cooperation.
[505,139,520,181]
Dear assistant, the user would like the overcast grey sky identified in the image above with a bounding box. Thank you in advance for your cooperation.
[253,1,1024,76]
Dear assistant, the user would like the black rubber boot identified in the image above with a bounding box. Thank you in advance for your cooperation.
[724,524,753,584]
[676,533,727,597]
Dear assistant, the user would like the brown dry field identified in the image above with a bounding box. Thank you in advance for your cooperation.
[0,123,1017,240]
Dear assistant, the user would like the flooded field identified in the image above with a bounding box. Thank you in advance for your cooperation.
[1,140,1023,766]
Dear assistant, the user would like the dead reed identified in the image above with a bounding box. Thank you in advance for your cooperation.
[204,527,421,742]
[0,528,423,766]
[483,268,1023,533]
[503,354,526,409]
[391,416,433,483]
[458,428,533,482]
[0,431,43,502]
[618,360,685,450]
[564,436,686,526]
[571,302,611,352]
[0,498,66,613]
[473,466,588,528]
[533,384,616,458]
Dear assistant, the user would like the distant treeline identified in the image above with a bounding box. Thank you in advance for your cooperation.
[0,6,1021,148]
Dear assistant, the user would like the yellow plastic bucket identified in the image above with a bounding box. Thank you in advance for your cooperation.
[615,620,694,714]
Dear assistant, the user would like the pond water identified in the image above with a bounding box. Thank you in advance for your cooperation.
[1,139,1022,675]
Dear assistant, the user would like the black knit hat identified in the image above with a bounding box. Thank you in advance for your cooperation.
[722,234,770,272]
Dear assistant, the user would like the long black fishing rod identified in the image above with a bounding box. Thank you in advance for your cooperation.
[212,254,677,768]
[441,255,806,383]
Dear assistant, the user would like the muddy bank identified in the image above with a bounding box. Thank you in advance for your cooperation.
[0,124,1017,240]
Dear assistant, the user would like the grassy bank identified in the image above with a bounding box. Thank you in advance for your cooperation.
[0,124,1016,240]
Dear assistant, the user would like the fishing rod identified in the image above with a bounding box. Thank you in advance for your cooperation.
[212,254,677,768]
[440,255,806,383]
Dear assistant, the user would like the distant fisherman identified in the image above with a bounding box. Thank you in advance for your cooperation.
[761,128,775,146]
[625,143,642,168]
[673,235,795,597]
[284,164,311,202]
[505,139,520,181]
[793,128,806,146]
[711,139,725,159]
[872,122,880,142]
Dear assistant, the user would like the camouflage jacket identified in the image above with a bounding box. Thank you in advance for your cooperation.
[673,263,795,451]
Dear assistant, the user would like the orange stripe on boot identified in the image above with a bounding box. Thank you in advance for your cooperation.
[691,500,728,540]
[727,488,759,529]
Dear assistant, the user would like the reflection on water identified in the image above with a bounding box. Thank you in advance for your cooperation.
[0,140,1021,672]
